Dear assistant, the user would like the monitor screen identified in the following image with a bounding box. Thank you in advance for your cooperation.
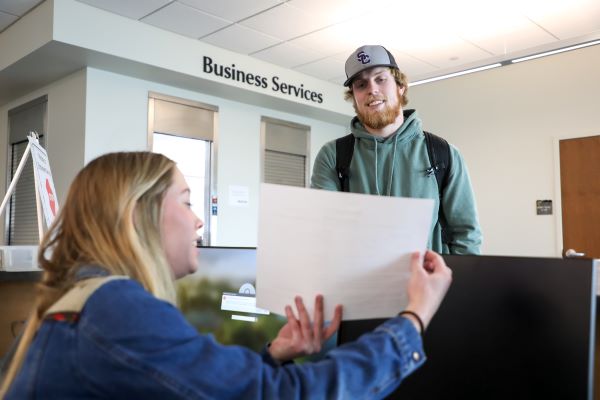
[337,255,597,400]
[177,246,286,352]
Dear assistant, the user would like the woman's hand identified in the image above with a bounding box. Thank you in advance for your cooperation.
[268,295,343,363]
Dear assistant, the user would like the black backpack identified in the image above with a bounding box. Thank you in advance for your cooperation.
[335,131,451,243]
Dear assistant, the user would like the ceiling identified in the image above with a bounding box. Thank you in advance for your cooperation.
[1,0,600,85]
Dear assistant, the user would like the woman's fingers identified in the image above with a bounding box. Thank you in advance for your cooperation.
[312,295,324,347]
[285,305,302,338]
[285,304,296,321]
[295,296,315,346]
[323,304,343,340]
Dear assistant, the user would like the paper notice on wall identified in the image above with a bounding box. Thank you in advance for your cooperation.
[229,185,249,207]
[28,136,59,228]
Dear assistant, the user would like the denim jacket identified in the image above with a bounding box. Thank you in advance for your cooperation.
[7,277,425,399]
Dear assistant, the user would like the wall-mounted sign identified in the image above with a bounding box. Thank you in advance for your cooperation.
[229,185,249,207]
[29,136,59,227]
[203,56,324,104]
[536,200,552,215]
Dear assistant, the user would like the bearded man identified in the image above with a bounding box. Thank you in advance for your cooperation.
[311,45,482,254]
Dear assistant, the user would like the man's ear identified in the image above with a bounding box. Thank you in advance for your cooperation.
[398,85,406,97]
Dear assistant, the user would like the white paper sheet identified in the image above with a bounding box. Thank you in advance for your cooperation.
[256,183,434,321]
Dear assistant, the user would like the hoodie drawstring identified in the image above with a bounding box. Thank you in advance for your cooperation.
[374,138,380,195]
[387,134,399,195]
[373,135,399,196]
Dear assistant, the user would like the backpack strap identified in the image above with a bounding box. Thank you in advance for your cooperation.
[335,134,355,192]
[424,131,452,244]
[43,275,128,320]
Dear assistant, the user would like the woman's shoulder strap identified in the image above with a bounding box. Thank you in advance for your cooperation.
[44,276,128,317]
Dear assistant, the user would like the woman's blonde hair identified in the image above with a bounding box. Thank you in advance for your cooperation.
[1,151,177,396]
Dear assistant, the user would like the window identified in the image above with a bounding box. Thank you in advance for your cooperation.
[148,93,217,245]
[261,118,310,187]
[5,96,47,244]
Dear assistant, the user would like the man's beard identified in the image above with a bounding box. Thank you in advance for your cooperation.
[354,97,401,130]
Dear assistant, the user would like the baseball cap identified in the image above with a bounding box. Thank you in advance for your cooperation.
[344,45,399,87]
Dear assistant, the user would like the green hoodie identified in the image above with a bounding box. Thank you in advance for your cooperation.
[311,109,482,254]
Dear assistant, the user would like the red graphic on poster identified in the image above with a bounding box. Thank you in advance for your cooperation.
[46,178,56,216]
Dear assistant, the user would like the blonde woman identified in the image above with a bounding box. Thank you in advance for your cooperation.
[1,152,451,399]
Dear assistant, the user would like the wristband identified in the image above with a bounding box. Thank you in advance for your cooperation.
[398,310,424,334]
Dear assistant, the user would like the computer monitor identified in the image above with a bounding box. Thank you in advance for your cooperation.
[177,246,286,352]
[337,255,597,400]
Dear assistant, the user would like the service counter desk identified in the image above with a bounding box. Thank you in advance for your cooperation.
[338,255,598,400]
[0,254,597,399]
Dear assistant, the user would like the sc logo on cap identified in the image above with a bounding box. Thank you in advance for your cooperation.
[357,51,370,64]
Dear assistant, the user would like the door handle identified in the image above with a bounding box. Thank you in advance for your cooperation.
[564,248,586,258]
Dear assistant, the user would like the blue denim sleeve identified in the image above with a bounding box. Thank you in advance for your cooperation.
[79,280,426,399]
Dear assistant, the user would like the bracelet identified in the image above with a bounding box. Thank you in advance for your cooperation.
[398,310,425,334]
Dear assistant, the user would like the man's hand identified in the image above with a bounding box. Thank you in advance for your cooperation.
[404,250,452,331]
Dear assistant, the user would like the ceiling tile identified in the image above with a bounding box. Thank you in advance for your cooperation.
[311,13,420,56]
[525,0,600,40]
[388,50,439,79]
[294,56,345,80]
[4,0,600,90]
[202,24,281,54]
[459,14,557,56]
[0,10,18,31]
[0,0,41,16]
[252,42,324,68]
[287,0,389,26]
[76,0,172,20]
[289,23,361,56]
[178,0,283,22]
[397,35,494,69]
[142,2,232,39]
[240,3,330,41]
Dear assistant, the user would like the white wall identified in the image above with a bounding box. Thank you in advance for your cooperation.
[84,68,150,160]
[46,70,87,201]
[409,44,600,257]
[84,68,346,246]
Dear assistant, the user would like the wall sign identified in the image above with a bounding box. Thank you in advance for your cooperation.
[29,136,59,227]
[229,185,249,207]
[203,56,324,104]
[536,200,552,215]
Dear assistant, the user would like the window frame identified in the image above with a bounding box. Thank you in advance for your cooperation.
[147,92,218,245]
[260,117,311,188]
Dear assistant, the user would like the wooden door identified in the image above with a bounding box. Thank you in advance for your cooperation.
[560,135,600,400]
[559,135,600,259]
